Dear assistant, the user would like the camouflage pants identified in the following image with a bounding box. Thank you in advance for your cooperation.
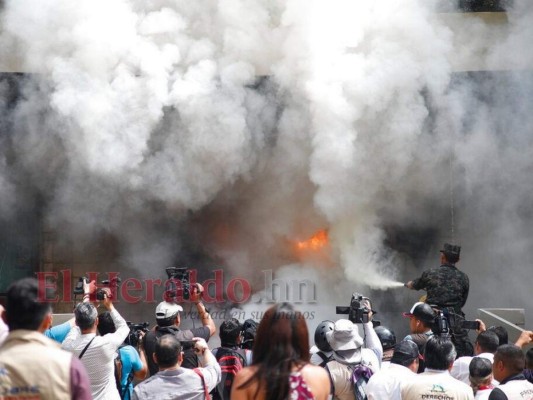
[443,307,474,358]
[452,331,474,357]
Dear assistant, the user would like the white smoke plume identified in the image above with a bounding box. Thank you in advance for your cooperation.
[0,0,532,331]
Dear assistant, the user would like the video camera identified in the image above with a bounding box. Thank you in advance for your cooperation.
[431,306,480,337]
[125,322,150,348]
[336,292,373,324]
[73,275,122,300]
[165,267,191,301]
[180,339,198,351]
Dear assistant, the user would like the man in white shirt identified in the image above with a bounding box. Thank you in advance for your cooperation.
[62,287,129,400]
[402,336,474,400]
[451,330,499,384]
[133,335,221,400]
[366,340,419,400]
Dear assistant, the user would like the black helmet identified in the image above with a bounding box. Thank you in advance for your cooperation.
[314,320,334,352]
[375,326,397,350]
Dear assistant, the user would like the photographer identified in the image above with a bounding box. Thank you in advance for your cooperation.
[133,335,220,400]
[98,312,148,399]
[62,284,129,400]
[326,296,383,400]
[143,283,215,376]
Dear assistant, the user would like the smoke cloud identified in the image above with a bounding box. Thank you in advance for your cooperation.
[0,0,532,332]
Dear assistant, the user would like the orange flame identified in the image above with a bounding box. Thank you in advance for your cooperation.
[296,229,329,251]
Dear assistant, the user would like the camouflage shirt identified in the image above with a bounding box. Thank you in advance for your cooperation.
[411,263,469,311]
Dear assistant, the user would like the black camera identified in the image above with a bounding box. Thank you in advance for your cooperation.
[165,267,191,301]
[73,277,89,295]
[459,320,481,331]
[432,309,451,338]
[180,339,198,351]
[125,322,149,348]
[431,306,479,337]
[336,292,372,324]
[96,277,122,300]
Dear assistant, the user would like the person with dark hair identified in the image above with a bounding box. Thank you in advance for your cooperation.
[211,318,251,400]
[489,344,533,400]
[240,319,258,350]
[142,283,215,375]
[366,340,420,400]
[0,277,92,400]
[98,311,148,399]
[310,320,334,367]
[469,357,494,399]
[374,325,397,367]
[232,303,330,400]
[402,302,436,372]
[0,280,96,346]
[405,243,472,357]
[524,347,533,384]
[132,334,220,399]
[451,330,500,384]
[487,326,508,346]
[402,336,474,400]
[62,286,129,400]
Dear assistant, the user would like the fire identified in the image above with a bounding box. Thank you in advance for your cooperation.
[296,229,329,251]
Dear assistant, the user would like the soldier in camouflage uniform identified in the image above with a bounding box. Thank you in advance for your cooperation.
[405,243,473,357]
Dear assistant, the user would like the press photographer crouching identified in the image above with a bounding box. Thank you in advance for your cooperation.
[142,282,216,376]
[98,313,148,399]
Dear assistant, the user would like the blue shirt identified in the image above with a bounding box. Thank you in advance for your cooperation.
[44,321,72,343]
[118,345,143,400]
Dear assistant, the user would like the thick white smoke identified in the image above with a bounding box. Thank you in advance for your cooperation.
[0,0,532,331]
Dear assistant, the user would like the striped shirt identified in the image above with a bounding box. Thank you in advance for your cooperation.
[62,308,129,400]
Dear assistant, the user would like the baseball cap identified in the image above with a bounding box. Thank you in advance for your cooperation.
[390,340,421,364]
[402,302,435,324]
[155,301,183,319]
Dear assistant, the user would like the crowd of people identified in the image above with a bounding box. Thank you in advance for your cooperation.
[0,243,532,399]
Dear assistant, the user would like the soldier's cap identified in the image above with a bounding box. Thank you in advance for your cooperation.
[390,340,422,365]
[402,302,435,324]
[440,243,461,259]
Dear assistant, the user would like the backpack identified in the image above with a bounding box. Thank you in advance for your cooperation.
[212,347,247,400]
[325,361,373,400]
[114,345,134,400]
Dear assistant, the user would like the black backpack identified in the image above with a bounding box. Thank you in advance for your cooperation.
[114,345,134,400]
[212,347,247,400]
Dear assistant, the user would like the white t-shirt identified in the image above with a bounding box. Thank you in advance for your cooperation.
[366,363,415,400]
[62,308,129,400]
[451,353,494,384]
[402,369,474,400]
